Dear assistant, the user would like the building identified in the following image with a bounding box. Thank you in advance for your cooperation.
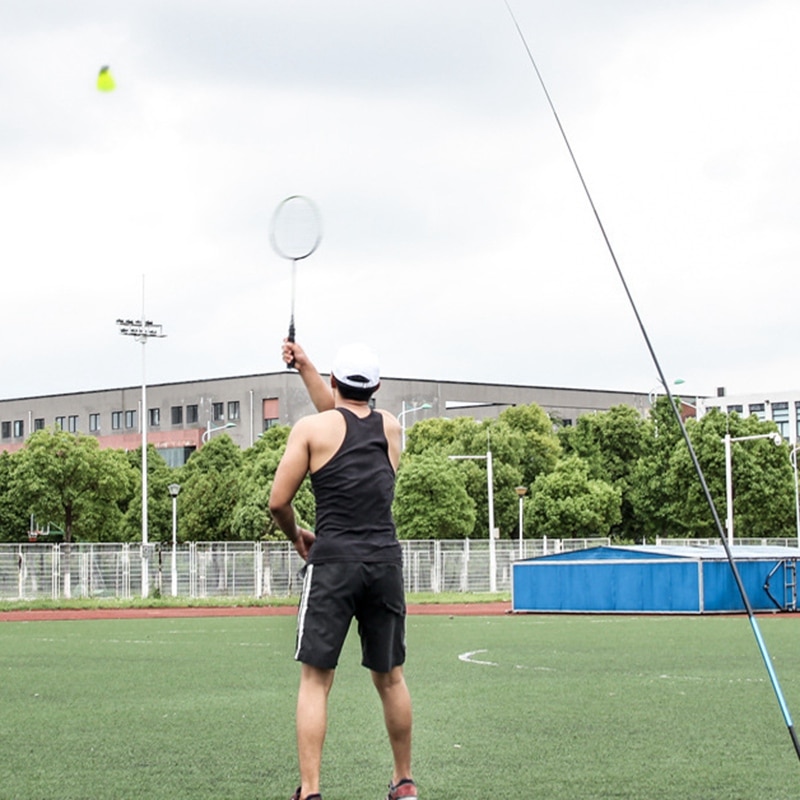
[696,389,800,445]
[0,372,651,466]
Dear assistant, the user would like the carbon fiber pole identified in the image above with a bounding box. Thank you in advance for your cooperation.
[503,0,800,761]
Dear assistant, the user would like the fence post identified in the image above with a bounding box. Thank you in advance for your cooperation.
[254,541,263,599]
[17,545,23,601]
[52,544,60,600]
[432,540,441,594]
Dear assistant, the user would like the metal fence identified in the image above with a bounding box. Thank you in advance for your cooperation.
[655,537,800,548]
[0,538,606,602]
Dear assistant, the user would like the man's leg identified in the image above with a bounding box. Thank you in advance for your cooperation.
[371,665,413,783]
[296,663,336,798]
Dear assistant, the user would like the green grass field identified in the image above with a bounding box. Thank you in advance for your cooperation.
[1,612,799,799]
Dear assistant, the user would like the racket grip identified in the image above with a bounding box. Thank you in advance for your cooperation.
[287,323,296,369]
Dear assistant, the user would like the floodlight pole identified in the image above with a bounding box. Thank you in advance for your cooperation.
[449,450,497,592]
[723,431,782,545]
[116,279,165,598]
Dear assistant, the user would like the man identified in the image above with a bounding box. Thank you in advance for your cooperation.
[269,340,417,800]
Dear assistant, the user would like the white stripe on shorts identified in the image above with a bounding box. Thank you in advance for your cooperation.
[294,564,314,661]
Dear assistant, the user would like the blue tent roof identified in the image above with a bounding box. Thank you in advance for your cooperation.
[522,544,800,563]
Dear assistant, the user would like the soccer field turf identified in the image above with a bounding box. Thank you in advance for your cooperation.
[1,612,799,799]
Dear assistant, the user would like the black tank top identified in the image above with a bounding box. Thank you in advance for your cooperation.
[308,408,402,564]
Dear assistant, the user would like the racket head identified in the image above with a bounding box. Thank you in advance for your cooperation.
[270,195,322,261]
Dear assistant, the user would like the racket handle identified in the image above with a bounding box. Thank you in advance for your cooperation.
[287,323,296,369]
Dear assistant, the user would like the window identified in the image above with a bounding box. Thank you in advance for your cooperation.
[772,402,789,439]
[748,403,765,421]
[89,413,100,433]
[727,404,743,414]
[125,410,137,429]
[263,397,279,431]
[227,401,240,421]
[795,402,800,440]
[68,415,78,433]
[1,421,10,439]
[55,416,65,431]
[159,445,196,468]
[187,404,199,424]
[149,407,160,427]
[112,411,122,430]
[212,402,224,421]
[34,418,45,431]
[13,420,24,438]
[171,406,183,425]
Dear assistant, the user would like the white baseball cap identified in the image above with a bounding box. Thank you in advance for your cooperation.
[331,343,381,389]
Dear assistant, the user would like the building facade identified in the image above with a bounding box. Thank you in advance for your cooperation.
[0,372,651,465]
[696,389,800,445]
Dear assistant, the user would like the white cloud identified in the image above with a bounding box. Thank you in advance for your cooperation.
[1,1,799,401]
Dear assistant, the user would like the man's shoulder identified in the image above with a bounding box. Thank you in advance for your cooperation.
[295,408,343,431]
[375,409,400,427]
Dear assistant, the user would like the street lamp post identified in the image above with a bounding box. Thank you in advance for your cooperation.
[167,483,181,597]
[648,378,686,437]
[398,401,432,450]
[116,284,165,598]
[790,447,800,549]
[449,449,497,592]
[723,431,782,545]
[202,421,237,443]
[647,378,685,406]
[515,486,528,559]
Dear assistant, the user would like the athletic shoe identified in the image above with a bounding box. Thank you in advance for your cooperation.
[386,777,417,799]
[289,789,321,800]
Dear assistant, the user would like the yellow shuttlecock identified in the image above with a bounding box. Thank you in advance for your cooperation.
[97,66,116,92]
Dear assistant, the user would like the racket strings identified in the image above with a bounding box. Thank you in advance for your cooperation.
[271,196,322,261]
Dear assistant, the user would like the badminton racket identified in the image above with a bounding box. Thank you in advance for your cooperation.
[270,195,322,368]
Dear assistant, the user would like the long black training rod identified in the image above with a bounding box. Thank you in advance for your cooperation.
[502,0,800,760]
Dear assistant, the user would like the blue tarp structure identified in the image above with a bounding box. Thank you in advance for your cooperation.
[511,545,798,614]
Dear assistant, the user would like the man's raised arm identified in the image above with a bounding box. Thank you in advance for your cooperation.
[282,340,335,412]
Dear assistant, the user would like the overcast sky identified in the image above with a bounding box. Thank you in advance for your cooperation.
[1,0,798,401]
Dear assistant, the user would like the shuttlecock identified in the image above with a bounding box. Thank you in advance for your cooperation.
[97,66,116,92]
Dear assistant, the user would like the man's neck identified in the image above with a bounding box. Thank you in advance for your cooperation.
[334,396,371,416]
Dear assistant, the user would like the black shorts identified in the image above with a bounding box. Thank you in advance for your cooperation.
[295,561,406,672]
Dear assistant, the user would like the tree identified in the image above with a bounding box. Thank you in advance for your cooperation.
[393,454,476,539]
[233,426,316,541]
[528,456,621,539]
[496,403,561,486]
[178,435,243,541]
[11,429,133,596]
[672,410,794,539]
[12,429,132,543]
[0,451,29,542]
[120,445,177,544]
[631,406,796,540]
[404,416,483,458]
[627,396,686,539]
[559,404,647,539]
[404,406,561,539]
